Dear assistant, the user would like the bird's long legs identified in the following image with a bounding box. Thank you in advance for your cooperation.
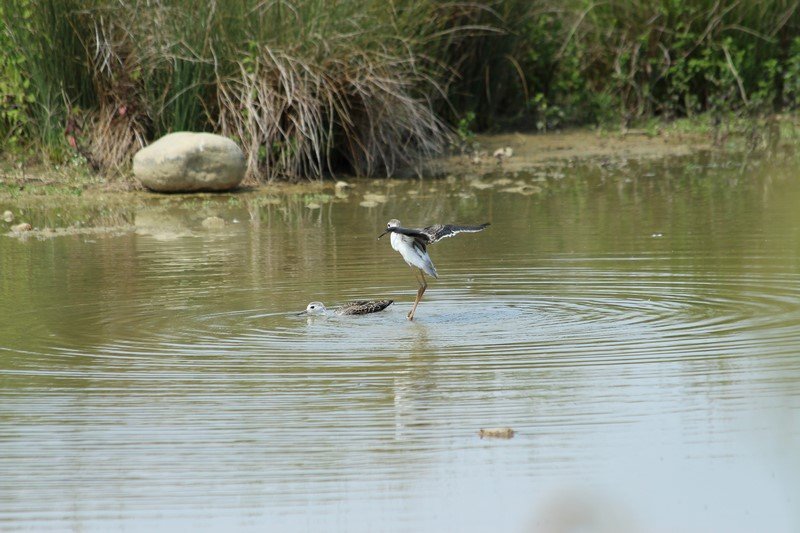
[407,269,427,320]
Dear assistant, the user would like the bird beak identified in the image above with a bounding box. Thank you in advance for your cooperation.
[295,311,308,316]
[378,228,390,239]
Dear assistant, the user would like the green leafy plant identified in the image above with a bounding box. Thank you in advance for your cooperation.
[455,111,476,152]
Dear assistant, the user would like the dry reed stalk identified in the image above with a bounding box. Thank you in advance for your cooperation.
[71,5,151,173]
[217,43,449,182]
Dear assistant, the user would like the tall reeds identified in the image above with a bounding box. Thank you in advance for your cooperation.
[214,1,453,180]
[1,0,799,180]
[1,0,468,180]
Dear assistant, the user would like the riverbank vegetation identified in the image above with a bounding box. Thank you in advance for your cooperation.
[1,0,799,182]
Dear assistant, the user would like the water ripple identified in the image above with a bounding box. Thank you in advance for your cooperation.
[3,165,800,532]
[3,264,793,382]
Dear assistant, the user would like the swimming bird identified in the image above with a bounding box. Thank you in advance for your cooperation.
[302,300,393,316]
[378,219,490,320]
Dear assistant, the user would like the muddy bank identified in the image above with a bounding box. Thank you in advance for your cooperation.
[2,130,710,195]
[0,129,725,240]
[438,130,711,176]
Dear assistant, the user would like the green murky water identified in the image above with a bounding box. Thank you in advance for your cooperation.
[1,153,799,531]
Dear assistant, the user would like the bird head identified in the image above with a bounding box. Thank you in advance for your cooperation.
[378,219,401,239]
[303,302,327,315]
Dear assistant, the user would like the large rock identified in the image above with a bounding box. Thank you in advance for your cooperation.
[133,132,246,192]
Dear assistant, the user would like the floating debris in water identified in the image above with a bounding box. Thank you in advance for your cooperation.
[493,146,513,163]
[469,150,488,165]
[305,202,321,210]
[334,183,351,198]
[6,224,134,240]
[10,222,32,233]
[359,200,379,208]
[479,427,515,439]
[469,180,493,190]
[651,233,664,238]
[201,216,226,229]
[363,193,388,203]
[500,184,541,195]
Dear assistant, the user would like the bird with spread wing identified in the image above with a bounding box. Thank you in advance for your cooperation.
[379,219,490,320]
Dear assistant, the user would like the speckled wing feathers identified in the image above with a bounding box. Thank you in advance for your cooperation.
[335,299,394,315]
[391,222,490,245]
[422,223,491,243]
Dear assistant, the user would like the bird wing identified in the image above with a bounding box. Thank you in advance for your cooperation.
[359,299,393,313]
[338,299,393,315]
[388,225,431,251]
[390,225,430,241]
[391,222,489,244]
[422,222,491,244]
[390,222,490,246]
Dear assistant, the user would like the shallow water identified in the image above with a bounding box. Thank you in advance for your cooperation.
[2,153,800,532]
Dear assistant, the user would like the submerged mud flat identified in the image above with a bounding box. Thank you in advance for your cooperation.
[1,139,800,532]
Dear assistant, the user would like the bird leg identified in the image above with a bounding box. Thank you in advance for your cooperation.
[407,269,427,320]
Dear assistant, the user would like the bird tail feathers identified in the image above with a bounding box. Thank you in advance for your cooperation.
[423,261,438,279]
